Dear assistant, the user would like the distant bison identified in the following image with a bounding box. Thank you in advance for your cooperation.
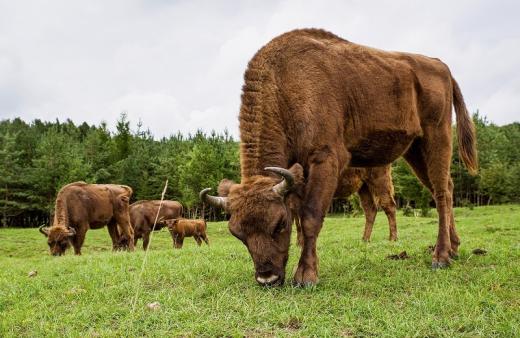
[334,166,397,242]
[162,219,209,249]
[129,200,183,250]
[39,182,134,256]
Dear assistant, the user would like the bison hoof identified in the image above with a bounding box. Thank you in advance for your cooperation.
[293,265,318,287]
[292,280,318,288]
[431,261,450,270]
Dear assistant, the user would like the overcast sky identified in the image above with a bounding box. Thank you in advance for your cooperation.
[1,0,519,138]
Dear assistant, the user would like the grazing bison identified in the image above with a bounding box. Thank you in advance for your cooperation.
[162,218,209,249]
[201,29,477,286]
[39,182,135,256]
[130,200,183,250]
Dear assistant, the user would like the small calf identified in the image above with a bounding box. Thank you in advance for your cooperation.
[162,218,209,249]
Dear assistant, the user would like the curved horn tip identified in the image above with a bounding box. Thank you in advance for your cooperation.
[39,224,49,236]
[264,166,295,196]
[199,188,228,209]
[199,188,212,200]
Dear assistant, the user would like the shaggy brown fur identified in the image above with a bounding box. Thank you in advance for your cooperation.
[202,29,478,286]
[162,218,209,249]
[39,182,134,255]
[130,200,183,250]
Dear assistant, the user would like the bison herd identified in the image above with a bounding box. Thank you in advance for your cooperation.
[38,29,478,287]
[39,182,208,255]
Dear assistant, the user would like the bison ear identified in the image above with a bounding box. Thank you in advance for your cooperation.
[217,179,235,197]
[117,194,130,209]
[39,225,49,237]
[288,163,304,186]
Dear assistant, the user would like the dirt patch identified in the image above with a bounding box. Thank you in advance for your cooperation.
[386,251,409,260]
[472,248,487,255]
[278,317,302,331]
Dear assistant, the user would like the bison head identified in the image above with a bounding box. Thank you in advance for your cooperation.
[201,164,303,286]
[163,219,179,230]
[39,225,76,256]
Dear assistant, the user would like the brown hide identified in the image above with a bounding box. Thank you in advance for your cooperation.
[39,182,134,256]
[163,219,209,249]
[202,29,478,286]
[129,200,183,250]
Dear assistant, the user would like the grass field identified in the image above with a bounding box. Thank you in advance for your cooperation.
[1,205,519,337]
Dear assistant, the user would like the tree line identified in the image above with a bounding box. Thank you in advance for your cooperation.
[1,112,519,227]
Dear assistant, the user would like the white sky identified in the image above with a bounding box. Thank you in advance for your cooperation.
[0,0,519,138]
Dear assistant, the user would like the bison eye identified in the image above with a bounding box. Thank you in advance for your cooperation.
[273,220,287,235]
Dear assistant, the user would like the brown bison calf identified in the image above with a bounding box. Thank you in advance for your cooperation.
[162,219,209,249]
[39,182,134,256]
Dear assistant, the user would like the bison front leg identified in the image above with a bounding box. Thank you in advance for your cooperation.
[142,231,150,251]
[294,152,341,286]
[107,222,121,251]
[172,233,184,249]
[72,224,88,255]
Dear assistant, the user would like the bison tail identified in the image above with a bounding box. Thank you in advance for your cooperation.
[452,77,478,175]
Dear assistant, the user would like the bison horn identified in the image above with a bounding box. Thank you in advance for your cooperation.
[265,167,295,196]
[39,224,49,237]
[67,227,76,236]
[200,188,228,210]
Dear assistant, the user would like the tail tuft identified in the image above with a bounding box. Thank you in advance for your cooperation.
[452,78,478,175]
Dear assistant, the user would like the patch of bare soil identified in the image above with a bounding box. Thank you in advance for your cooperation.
[386,251,410,260]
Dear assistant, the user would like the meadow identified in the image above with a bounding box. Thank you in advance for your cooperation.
[1,205,519,337]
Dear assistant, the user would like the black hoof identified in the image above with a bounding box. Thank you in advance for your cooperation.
[431,261,449,270]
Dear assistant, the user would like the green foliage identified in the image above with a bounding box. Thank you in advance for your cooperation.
[0,114,240,225]
[1,111,520,226]
[1,205,519,336]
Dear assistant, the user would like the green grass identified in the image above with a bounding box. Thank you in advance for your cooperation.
[1,205,519,337]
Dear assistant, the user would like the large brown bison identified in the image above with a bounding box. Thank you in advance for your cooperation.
[162,218,209,249]
[39,182,135,256]
[201,29,477,286]
[129,200,183,250]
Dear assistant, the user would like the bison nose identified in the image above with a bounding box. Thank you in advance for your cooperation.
[256,274,280,286]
